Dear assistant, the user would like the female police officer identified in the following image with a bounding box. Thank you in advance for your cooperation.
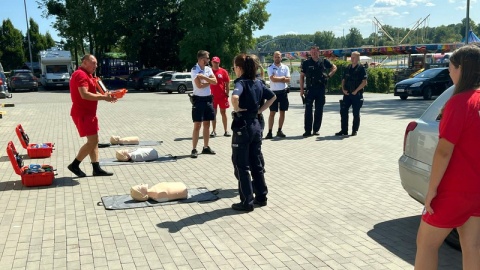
[230,54,276,212]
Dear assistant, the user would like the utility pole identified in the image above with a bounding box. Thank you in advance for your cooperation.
[465,0,470,44]
[23,0,34,71]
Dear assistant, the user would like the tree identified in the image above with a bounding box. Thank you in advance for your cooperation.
[345,27,363,48]
[23,18,49,63]
[179,0,270,70]
[0,19,26,70]
[313,31,335,50]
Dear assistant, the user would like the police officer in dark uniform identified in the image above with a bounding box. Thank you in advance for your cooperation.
[335,51,367,137]
[230,54,276,212]
[300,46,337,136]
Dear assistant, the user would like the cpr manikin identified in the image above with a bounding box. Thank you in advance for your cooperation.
[130,183,188,202]
[110,135,140,145]
[115,148,158,162]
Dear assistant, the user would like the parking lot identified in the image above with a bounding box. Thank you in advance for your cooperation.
[0,89,462,269]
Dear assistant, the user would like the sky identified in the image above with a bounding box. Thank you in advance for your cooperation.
[0,0,478,44]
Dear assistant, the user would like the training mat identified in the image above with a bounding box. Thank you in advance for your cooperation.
[99,155,176,166]
[100,188,219,210]
[98,141,163,148]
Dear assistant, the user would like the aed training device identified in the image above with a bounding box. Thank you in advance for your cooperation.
[95,78,128,99]
[7,141,54,187]
[15,124,54,158]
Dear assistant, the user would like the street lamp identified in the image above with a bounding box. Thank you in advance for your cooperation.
[23,0,33,71]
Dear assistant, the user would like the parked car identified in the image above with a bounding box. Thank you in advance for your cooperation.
[398,85,460,249]
[155,72,193,94]
[0,72,12,99]
[8,69,38,92]
[127,69,162,90]
[394,67,452,100]
[144,71,174,91]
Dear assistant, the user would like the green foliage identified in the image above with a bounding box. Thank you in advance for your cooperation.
[0,19,26,70]
[326,60,393,93]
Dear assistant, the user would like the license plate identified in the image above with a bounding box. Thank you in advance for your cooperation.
[397,89,404,93]
[56,84,63,86]
[161,83,166,86]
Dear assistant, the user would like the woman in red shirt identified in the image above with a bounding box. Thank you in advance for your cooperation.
[415,44,480,269]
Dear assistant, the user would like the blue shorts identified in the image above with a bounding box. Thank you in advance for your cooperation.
[192,100,215,122]
[269,90,289,112]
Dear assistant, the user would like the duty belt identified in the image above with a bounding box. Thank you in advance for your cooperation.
[193,95,213,102]
[232,111,258,119]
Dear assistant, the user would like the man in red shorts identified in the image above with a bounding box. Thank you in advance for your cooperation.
[67,54,117,177]
[209,56,231,137]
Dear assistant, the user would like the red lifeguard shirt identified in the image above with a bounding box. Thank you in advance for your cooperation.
[70,67,98,117]
[438,89,480,194]
[210,67,230,98]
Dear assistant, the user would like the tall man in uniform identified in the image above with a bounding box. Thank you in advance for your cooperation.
[68,54,116,177]
[190,50,218,158]
[265,51,291,139]
[209,56,231,138]
[300,46,337,137]
[336,51,367,136]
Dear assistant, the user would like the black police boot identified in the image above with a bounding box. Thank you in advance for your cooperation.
[303,132,312,137]
[253,199,267,207]
[231,203,254,212]
[351,131,358,136]
[335,130,348,136]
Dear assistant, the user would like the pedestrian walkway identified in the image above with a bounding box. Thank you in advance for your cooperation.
[0,90,461,269]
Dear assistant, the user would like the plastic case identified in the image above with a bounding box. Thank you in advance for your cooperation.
[6,141,54,187]
[95,78,128,99]
[15,124,54,158]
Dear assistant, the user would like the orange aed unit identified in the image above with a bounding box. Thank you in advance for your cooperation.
[6,141,54,187]
[95,78,128,99]
[15,124,54,158]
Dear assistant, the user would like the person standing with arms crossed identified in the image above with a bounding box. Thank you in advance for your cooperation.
[414,44,480,270]
[209,56,231,138]
[336,51,367,137]
[300,46,337,137]
[67,54,116,177]
[265,51,290,139]
[230,54,276,212]
[190,50,218,158]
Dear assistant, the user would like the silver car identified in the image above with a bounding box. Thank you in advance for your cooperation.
[398,85,460,249]
[156,72,193,94]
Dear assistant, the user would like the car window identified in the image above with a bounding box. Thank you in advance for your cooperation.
[185,75,191,79]
[175,75,185,79]
[163,74,172,80]
[16,73,34,79]
[414,68,444,79]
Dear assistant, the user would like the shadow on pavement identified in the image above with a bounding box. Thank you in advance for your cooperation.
[317,135,348,141]
[367,215,461,270]
[157,207,246,233]
[0,177,80,191]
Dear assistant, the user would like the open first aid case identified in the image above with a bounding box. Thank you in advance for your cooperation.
[7,141,54,187]
[95,78,127,99]
[15,124,54,158]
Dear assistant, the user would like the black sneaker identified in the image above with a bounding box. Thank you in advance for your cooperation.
[303,132,312,137]
[276,130,286,138]
[335,131,348,136]
[67,164,86,178]
[313,131,320,136]
[231,203,254,212]
[224,131,231,137]
[253,199,267,207]
[191,149,198,158]
[265,132,273,139]
[210,131,216,138]
[93,169,114,177]
[351,131,358,136]
[201,146,216,155]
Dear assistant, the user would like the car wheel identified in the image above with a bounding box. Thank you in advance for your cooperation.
[423,87,432,100]
[178,84,187,94]
[34,88,38,92]
[400,95,408,100]
[445,229,461,251]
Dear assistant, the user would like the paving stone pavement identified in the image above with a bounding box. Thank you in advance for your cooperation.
[0,89,462,270]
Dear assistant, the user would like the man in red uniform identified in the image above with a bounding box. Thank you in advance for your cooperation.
[67,54,116,177]
[210,56,231,137]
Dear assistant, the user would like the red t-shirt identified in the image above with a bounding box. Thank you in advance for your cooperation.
[70,67,98,117]
[210,68,230,99]
[438,89,480,194]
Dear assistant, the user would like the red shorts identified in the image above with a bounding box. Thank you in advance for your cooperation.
[213,97,230,109]
[72,115,99,137]
[422,192,480,228]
